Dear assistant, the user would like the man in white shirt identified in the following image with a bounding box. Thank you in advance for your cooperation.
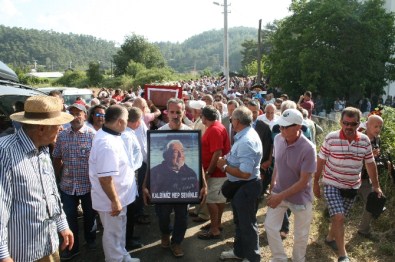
[257,103,279,130]
[89,105,139,262]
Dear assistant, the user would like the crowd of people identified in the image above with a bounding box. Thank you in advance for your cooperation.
[0,78,389,262]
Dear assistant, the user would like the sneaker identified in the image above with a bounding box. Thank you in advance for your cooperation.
[170,243,184,257]
[220,250,242,260]
[60,250,80,261]
[123,255,140,262]
[338,256,350,262]
[161,234,170,248]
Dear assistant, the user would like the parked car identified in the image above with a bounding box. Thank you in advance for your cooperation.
[37,87,93,107]
[0,61,46,136]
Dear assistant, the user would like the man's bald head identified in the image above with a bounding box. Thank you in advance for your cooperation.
[367,114,383,125]
[366,114,383,138]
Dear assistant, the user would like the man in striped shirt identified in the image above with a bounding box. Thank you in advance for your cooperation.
[313,107,383,262]
[0,96,74,262]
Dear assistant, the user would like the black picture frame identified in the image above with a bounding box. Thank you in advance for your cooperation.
[147,130,202,204]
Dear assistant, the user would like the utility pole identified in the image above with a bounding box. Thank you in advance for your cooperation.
[257,19,262,85]
[214,0,230,94]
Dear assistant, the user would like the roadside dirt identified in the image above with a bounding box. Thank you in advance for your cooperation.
[73,197,391,262]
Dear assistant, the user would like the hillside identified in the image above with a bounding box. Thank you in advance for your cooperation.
[0,25,258,74]
[0,25,118,71]
[156,27,258,73]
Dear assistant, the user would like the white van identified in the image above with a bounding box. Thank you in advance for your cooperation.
[37,87,93,106]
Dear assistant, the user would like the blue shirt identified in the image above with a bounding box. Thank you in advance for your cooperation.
[121,127,143,172]
[226,126,262,182]
[0,128,69,261]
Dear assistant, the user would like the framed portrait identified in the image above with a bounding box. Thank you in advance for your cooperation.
[147,130,202,204]
[144,85,182,108]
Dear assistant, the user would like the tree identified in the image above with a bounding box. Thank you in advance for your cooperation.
[266,0,395,103]
[86,61,103,86]
[113,34,166,76]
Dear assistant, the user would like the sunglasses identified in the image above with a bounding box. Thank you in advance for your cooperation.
[95,113,105,117]
[342,121,359,127]
[279,124,297,129]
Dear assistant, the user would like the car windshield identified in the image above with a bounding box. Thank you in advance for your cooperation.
[63,94,92,106]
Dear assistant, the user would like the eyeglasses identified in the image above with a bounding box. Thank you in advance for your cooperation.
[279,124,297,129]
[95,113,105,117]
[342,121,359,127]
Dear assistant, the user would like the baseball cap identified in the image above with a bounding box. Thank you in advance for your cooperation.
[276,109,303,127]
[68,103,87,113]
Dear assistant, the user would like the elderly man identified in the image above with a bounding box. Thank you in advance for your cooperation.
[217,106,263,262]
[257,103,278,130]
[89,105,139,262]
[53,103,97,260]
[221,100,239,145]
[188,100,210,223]
[265,109,317,262]
[247,100,273,196]
[143,98,207,258]
[314,107,383,262]
[0,96,74,261]
[357,115,384,237]
[198,105,230,240]
[358,115,384,238]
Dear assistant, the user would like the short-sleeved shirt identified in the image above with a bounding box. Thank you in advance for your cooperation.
[272,133,317,205]
[226,126,262,182]
[318,130,374,189]
[53,124,96,196]
[89,128,137,212]
[300,100,314,118]
[201,121,230,178]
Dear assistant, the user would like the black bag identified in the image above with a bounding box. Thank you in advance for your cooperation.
[221,180,249,199]
[366,192,386,219]
[339,188,358,199]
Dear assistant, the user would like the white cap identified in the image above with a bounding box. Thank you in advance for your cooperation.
[276,109,303,127]
[189,100,206,110]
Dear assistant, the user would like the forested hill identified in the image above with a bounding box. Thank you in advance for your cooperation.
[156,26,258,73]
[0,25,119,71]
[0,25,258,73]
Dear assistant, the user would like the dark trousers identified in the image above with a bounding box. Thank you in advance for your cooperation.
[155,204,188,244]
[281,209,292,233]
[232,179,262,262]
[126,201,137,242]
[135,162,147,217]
[60,191,96,252]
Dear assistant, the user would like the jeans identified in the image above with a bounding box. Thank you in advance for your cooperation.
[60,191,96,252]
[155,204,188,244]
[232,179,262,262]
[265,200,313,262]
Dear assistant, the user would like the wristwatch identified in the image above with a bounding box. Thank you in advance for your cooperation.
[222,164,228,172]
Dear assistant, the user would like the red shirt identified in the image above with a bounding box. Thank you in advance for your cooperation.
[201,121,231,177]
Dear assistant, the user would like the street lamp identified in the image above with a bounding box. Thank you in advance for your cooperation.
[213,0,230,94]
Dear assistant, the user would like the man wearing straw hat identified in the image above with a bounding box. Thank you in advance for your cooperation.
[0,96,74,262]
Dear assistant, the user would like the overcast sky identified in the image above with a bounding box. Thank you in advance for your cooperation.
[0,0,292,44]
